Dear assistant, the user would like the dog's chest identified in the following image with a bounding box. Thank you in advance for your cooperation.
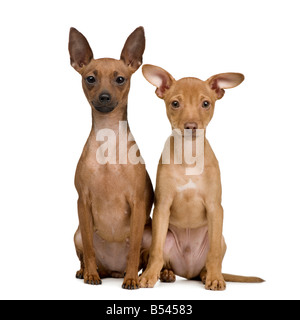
[83,154,134,192]
[90,167,133,241]
[176,178,198,193]
[77,156,138,242]
[169,172,208,228]
[174,173,206,198]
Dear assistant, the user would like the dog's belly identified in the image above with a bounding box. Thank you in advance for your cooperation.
[75,227,152,277]
[164,224,209,279]
[93,233,130,277]
[74,229,129,276]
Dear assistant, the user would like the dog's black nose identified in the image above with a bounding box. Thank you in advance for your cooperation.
[184,122,198,130]
[99,93,111,105]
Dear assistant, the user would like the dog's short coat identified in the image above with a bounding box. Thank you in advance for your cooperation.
[139,65,264,290]
[69,27,154,289]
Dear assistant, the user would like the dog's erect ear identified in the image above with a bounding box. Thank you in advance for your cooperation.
[207,73,245,100]
[142,65,175,99]
[120,27,145,73]
[69,27,94,73]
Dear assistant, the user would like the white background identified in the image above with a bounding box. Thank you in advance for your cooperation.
[0,0,300,300]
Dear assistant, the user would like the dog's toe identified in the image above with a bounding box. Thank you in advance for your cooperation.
[76,269,84,279]
[122,278,139,290]
[84,273,102,285]
[205,278,226,291]
[160,269,176,283]
[139,271,159,288]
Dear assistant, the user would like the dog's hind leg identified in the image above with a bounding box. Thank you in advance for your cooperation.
[160,258,176,283]
[160,268,176,283]
[74,227,85,279]
[75,250,85,280]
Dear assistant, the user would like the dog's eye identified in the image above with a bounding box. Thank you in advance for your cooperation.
[116,76,126,85]
[202,101,210,109]
[86,76,96,84]
[171,101,180,108]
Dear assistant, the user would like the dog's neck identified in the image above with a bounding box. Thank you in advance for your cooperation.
[91,104,128,135]
[85,103,138,164]
[169,130,207,162]
[85,103,132,159]
[163,131,209,176]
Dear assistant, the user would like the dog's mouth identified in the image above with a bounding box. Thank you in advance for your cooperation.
[172,128,204,139]
[184,129,200,138]
[92,101,118,113]
[173,128,202,138]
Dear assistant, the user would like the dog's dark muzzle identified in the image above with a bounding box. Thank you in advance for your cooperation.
[92,92,118,113]
[94,105,116,113]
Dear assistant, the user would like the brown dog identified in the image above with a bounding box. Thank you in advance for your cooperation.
[69,27,154,289]
[139,65,264,290]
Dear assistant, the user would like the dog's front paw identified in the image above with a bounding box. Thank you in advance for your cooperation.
[84,272,102,285]
[122,276,139,290]
[139,269,160,288]
[205,273,226,291]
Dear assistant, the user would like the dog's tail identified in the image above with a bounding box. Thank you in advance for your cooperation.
[222,273,265,283]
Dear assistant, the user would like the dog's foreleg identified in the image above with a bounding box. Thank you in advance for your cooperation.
[205,204,226,291]
[77,197,102,285]
[123,200,147,290]
[139,198,172,288]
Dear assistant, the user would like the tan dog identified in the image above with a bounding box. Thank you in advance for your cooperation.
[139,65,264,290]
[69,27,154,289]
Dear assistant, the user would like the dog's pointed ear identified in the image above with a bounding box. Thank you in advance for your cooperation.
[120,27,145,73]
[207,73,245,100]
[142,65,175,99]
[69,27,94,73]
